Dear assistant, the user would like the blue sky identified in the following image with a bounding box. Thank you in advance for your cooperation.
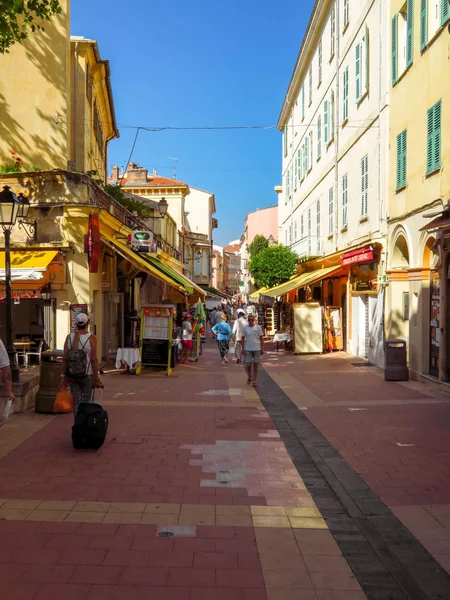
[71,0,315,245]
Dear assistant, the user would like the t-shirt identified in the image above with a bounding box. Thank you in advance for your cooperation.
[242,324,263,351]
[232,316,247,342]
[212,321,232,341]
[0,339,9,368]
[182,321,193,341]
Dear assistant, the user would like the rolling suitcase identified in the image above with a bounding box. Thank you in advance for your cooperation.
[72,387,108,450]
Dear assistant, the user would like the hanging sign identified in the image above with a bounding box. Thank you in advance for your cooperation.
[85,213,101,273]
[341,246,374,267]
[129,231,157,253]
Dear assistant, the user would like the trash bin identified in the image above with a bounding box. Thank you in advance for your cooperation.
[384,339,409,381]
[35,350,64,413]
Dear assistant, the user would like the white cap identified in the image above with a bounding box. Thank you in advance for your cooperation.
[76,313,89,326]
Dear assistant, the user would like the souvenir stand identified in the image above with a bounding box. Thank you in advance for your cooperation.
[137,304,174,376]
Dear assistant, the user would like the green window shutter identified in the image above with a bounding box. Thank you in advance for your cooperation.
[396,133,402,190]
[420,0,428,51]
[355,43,361,100]
[365,26,370,92]
[284,125,288,156]
[317,117,322,158]
[396,130,407,189]
[426,106,434,173]
[406,0,414,67]
[343,68,348,121]
[433,100,442,171]
[442,0,450,25]
[392,15,398,85]
[324,100,329,144]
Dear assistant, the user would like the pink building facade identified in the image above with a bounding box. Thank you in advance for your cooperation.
[241,205,278,301]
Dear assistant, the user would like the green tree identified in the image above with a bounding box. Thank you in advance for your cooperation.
[0,1,61,54]
[249,245,298,289]
[248,234,269,258]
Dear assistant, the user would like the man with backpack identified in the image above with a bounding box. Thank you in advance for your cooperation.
[61,313,102,418]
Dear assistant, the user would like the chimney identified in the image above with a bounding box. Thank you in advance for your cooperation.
[111,165,119,181]
[126,163,148,184]
[153,168,158,176]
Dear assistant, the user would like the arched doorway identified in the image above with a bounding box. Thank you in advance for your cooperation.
[392,234,410,269]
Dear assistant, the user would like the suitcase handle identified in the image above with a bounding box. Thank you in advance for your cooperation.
[92,386,104,405]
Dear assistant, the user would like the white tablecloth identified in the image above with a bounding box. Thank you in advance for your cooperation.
[116,348,141,369]
[273,333,292,343]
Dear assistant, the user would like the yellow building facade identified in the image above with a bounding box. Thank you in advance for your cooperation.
[387,0,450,380]
[0,1,118,181]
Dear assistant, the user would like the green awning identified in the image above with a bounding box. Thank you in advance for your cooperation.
[139,254,194,294]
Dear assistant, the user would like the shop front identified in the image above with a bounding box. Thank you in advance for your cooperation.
[343,245,384,367]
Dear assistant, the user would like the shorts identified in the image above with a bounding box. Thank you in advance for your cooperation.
[244,350,261,364]
[182,340,193,349]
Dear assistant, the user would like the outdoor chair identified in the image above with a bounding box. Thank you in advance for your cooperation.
[25,340,44,368]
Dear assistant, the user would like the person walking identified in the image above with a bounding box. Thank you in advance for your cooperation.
[181,313,193,364]
[208,307,217,337]
[0,337,15,420]
[61,313,102,418]
[232,309,247,364]
[214,306,225,325]
[212,314,233,364]
[241,314,264,387]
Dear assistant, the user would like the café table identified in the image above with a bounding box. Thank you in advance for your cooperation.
[116,347,141,374]
[273,332,293,352]
[13,341,33,367]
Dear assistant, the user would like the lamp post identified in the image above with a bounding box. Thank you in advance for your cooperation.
[0,185,22,382]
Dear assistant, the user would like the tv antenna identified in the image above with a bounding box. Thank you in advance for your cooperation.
[168,157,179,179]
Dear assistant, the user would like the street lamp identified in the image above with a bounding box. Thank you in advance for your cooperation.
[0,185,21,382]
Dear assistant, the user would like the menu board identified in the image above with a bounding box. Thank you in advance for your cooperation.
[257,304,266,328]
[70,304,88,332]
[143,315,170,340]
[430,271,440,377]
[141,338,169,366]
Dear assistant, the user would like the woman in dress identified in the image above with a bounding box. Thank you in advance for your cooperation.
[212,314,233,364]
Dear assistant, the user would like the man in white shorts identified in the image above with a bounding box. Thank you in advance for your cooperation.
[241,315,264,387]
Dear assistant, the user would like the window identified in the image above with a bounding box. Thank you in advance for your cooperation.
[406,0,414,67]
[426,100,442,174]
[318,41,323,84]
[308,208,312,255]
[443,0,450,26]
[396,129,407,189]
[324,100,329,144]
[309,67,313,104]
[420,0,428,50]
[297,147,302,182]
[289,224,292,244]
[294,219,298,241]
[93,100,104,154]
[284,124,288,156]
[361,155,368,217]
[301,85,305,120]
[294,150,298,188]
[317,116,322,158]
[343,0,349,29]
[343,67,349,122]
[316,200,321,254]
[86,65,93,105]
[329,91,335,142]
[356,29,369,101]
[286,168,291,201]
[304,137,309,174]
[328,188,334,236]
[301,214,304,237]
[309,131,314,170]
[392,14,398,84]
[342,174,348,228]
[330,5,336,58]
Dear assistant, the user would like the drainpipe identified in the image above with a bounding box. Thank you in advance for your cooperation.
[334,0,340,245]
[73,42,79,170]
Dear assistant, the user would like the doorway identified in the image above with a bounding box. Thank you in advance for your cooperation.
[102,292,124,360]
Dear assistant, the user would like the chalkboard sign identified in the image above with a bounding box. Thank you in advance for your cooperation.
[70,304,88,332]
[257,304,266,328]
[141,338,169,366]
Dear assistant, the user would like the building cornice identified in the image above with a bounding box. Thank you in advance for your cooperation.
[278,0,332,129]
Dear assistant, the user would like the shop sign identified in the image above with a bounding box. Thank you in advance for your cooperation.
[85,213,101,273]
[342,246,374,267]
[0,290,42,300]
[129,231,157,253]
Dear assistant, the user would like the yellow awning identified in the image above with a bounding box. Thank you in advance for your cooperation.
[0,250,58,270]
[101,235,186,294]
[264,265,343,298]
[249,286,268,299]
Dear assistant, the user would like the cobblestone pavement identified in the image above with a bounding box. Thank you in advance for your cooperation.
[0,340,449,599]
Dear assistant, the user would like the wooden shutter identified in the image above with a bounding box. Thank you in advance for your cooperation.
[328,188,333,236]
[324,100,329,144]
[309,131,313,167]
[426,106,434,173]
[406,0,414,67]
[343,68,349,121]
[433,100,442,171]
[396,130,407,189]
[392,15,398,85]
[342,174,348,227]
[420,0,428,51]
[442,0,449,25]
[317,117,321,158]
[330,91,335,140]
[356,43,361,100]
[294,149,298,187]
[364,26,370,93]
[361,156,368,217]
[401,130,407,188]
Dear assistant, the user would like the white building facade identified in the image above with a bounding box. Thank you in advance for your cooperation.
[279,0,390,365]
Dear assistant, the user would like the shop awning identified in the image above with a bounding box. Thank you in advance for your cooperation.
[263,265,343,298]
[0,250,58,282]
[101,235,187,294]
[420,212,450,231]
[249,287,268,300]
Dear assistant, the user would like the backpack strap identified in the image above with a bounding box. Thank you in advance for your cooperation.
[79,334,91,351]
